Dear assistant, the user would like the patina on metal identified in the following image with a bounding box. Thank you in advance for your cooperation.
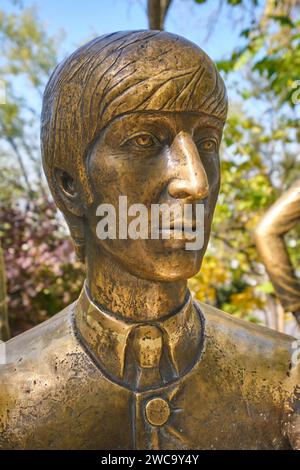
[255,180,300,325]
[0,31,299,450]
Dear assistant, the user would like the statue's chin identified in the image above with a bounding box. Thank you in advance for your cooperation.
[117,256,203,283]
[92,238,204,282]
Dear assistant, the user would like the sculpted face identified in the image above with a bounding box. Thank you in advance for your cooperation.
[41,31,227,283]
[85,110,223,281]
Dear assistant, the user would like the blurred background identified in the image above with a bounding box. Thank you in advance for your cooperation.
[0,0,299,339]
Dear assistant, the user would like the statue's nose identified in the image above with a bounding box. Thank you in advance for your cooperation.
[167,131,209,200]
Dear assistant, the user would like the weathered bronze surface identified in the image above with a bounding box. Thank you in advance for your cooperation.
[255,180,300,325]
[0,31,299,450]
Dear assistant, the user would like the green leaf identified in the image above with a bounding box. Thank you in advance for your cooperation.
[257,282,275,294]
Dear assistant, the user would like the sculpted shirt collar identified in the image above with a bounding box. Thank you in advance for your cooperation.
[74,283,205,392]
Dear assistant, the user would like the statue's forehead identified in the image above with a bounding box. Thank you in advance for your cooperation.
[102,110,225,133]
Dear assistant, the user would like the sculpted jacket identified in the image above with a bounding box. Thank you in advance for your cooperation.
[0,284,299,450]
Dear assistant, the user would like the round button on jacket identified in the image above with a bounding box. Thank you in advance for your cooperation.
[145,398,170,426]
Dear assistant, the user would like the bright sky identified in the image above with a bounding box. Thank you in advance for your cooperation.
[2,0,253,62]
[1,0,261,117]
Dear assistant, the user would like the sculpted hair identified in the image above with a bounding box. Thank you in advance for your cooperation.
[41,30,228,260]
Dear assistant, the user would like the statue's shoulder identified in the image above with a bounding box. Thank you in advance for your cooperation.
[0,301,103,448]
[195,300,298,403]
[5,302,76,364]
[196,300,295,364]
[0,302,77,446]
[196,301,300,450]
[0,301,81,396]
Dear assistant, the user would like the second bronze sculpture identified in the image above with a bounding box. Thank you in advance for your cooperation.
[0,31,299,450]
[255,180,300,325]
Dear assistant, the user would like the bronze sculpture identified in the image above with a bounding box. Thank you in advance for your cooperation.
[0,31,299,450]
[255,180,300,326]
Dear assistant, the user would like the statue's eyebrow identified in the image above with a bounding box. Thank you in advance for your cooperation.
[184,112,224,129]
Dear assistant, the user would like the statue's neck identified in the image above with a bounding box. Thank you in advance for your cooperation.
[85,244,188,322]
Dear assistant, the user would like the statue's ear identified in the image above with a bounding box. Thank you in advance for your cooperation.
[54,168,84,217]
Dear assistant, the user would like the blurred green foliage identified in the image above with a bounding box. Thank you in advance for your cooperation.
[0,198,84,336]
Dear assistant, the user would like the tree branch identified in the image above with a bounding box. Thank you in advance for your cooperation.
[147,0,172,30]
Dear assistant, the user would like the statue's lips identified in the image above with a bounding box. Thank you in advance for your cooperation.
[160,219,198,231]
[159,222,199,241]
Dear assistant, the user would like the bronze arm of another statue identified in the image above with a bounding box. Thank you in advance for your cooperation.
[254,180,300,325]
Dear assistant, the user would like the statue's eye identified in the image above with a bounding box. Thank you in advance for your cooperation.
[131,133,158,148]
[198,138,218,152]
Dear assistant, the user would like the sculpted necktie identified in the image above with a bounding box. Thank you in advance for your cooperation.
[123,324,178,391]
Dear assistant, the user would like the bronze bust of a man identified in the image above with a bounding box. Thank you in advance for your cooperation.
[0,31,299,450]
